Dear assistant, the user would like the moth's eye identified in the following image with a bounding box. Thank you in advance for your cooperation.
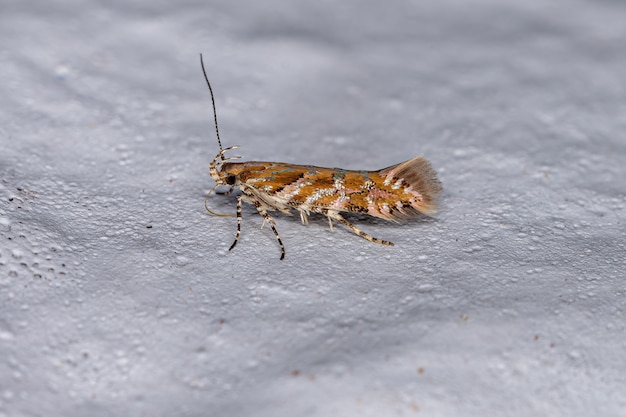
[225,175,236,185]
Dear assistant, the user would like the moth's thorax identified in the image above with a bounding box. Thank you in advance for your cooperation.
[221,161,267,177]
[221,161,305,183]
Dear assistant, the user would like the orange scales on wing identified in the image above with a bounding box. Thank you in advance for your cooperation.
[221,155,442,220]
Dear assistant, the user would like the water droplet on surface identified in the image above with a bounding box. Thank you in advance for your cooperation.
[0,320,15,341]
[176,256,190,266]
[0,217,10,231]
[54,64,71,79]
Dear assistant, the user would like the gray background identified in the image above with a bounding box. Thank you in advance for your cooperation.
[1,0,625,416]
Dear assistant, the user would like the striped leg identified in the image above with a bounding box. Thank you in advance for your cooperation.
[228,195,243,252]
[251,198,286,260]
[324,210,394,246]
[299,209,309,226]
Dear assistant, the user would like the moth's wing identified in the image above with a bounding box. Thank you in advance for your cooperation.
[377,156,442,217]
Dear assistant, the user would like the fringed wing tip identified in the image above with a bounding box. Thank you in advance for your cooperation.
[379,156,442,217]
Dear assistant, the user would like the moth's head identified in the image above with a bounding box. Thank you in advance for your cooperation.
[205,145,241,218]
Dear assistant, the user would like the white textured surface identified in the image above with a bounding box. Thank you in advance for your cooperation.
[1,1,625,416]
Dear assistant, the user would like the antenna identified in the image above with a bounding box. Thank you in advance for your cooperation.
[200,54,225,158]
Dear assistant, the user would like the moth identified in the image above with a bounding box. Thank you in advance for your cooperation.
[200,55,442,260]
